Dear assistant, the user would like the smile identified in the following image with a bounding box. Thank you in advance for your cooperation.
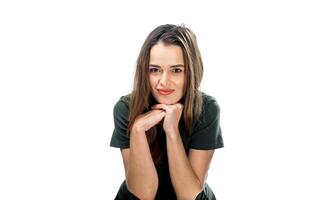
[158,89,174,95]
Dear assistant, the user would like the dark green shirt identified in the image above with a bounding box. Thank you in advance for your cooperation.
[110,92,224,199]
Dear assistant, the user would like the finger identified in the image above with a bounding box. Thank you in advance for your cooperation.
[151,104,169,111]
[153,111,166,123]
[150,109,165,118]
[150,109,165,114]
[176,103,184,110]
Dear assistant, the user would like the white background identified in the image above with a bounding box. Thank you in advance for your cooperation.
[1,0,325,199]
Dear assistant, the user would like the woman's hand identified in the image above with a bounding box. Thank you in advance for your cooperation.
[132,109,166,133]
[151,103,184,135]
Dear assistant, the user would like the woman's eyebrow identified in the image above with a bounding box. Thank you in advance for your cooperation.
[149,64,184,68]
[171,64,185,68]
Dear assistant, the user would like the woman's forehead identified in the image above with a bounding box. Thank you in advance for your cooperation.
[149,42,184,66]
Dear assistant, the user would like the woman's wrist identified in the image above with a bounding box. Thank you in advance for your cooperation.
[131,126,147,136]
[164,128,180,140]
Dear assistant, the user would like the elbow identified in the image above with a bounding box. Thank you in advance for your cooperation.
[129,190,157,200]
[194,180,206,200]
[199,180,205,191]
[135,194,156,200]
[195,178,205,192]
[125,179,158,200]
[178,180,205,200]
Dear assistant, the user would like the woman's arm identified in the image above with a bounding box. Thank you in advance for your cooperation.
[121,129,158,200]
[121,109,166,200]
[151,103,214,200]
[165,130,214,200]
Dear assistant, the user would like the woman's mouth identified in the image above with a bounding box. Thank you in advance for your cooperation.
[158,89,174,95]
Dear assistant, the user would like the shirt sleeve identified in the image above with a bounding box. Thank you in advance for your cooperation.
[189,98,224,150]
[110,98,130,149]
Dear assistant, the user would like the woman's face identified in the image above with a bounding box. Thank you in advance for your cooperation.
[148,41,185,105]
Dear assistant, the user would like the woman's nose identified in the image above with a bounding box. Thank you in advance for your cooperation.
[159,71,169,86]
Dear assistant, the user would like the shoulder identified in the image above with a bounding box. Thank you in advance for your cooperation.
[114,94,131,108]
[193,92,220,130]
[201,92,220,116]
[113,94,131,117]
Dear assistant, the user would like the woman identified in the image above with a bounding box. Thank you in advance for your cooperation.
[110,24,224,200]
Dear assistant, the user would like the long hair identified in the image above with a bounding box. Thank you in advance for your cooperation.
[127,24,204,164]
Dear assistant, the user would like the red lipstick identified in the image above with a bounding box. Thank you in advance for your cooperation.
[158,89,174,95]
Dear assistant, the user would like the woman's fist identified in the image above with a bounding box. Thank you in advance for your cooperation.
[131,109,166,133]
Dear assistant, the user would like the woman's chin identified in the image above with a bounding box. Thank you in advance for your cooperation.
[159,101,175,105]
[152,92,182,105]
[155,97,179,105]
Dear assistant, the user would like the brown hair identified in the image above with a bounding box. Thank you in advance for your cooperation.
[127,24,204,164]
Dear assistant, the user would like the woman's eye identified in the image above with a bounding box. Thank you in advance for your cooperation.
[172,68,183,73]
[149,68,160,73]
